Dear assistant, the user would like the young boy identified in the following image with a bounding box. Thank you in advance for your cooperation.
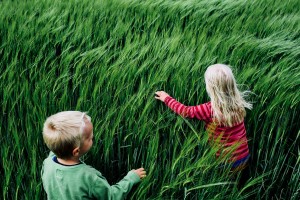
[41,111,146,200]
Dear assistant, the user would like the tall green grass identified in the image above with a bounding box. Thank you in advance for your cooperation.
[0,0,299,199]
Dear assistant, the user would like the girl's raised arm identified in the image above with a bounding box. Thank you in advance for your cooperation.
[155,91,211,121]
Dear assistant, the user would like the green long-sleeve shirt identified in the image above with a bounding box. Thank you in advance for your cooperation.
[41,152,141,200]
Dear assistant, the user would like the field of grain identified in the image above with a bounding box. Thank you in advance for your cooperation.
[0,0,299,199]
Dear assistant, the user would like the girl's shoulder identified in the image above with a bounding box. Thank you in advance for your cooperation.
[199,102,213,121]
[203,102,212,113]
[205,102,211,106]
[200,101,211,107]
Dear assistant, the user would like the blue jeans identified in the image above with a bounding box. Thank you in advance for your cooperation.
[232,154,250,168]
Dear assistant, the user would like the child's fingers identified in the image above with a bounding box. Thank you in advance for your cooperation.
[141,174,147,179]
[135,168,145,172]
[139,171,147,179]
[139,170,146,174]
[133,168,147,179]
[155,91,164,95]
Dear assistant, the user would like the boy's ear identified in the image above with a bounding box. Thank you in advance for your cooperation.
[72,147,80,157]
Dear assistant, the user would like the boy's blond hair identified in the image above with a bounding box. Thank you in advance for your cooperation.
[43,111,91,159]
[205,64,252,127]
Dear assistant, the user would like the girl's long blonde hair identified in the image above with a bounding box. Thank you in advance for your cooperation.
[205,64,252,127]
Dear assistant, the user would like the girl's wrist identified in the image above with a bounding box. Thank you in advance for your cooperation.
[164,96,171,103]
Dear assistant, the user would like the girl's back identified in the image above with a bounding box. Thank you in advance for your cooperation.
[155,63,252,167]
[164,97,249,162]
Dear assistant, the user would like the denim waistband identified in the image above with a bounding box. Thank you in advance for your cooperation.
[232,154,250,168]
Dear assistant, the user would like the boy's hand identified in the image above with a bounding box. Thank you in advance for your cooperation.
[133,168,146,179]
[155,91,170,102]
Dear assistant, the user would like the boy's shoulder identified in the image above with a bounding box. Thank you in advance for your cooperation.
[41,153,113,199]
[42,152,103,177]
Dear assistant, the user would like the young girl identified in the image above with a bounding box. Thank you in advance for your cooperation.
[155,64,252,170]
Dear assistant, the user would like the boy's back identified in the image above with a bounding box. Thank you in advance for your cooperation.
[41,111,146,200]
[42,152,141,200]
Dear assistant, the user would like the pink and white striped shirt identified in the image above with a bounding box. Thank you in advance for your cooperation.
[164,96,249,162]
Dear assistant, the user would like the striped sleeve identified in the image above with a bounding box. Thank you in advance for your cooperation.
[164,96,211,121]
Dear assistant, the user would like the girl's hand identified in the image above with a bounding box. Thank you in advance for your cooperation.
[133,168,147,180]
[155,91,170,102]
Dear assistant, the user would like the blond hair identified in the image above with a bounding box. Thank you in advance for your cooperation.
[205,64,252,127]
[43,111,91,159]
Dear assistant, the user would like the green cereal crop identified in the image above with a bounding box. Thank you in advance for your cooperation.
[0,0,299,199]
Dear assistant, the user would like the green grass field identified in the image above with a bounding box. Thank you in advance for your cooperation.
[1,0,299,199]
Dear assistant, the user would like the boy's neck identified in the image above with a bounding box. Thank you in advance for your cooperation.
[57,157,80,165]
